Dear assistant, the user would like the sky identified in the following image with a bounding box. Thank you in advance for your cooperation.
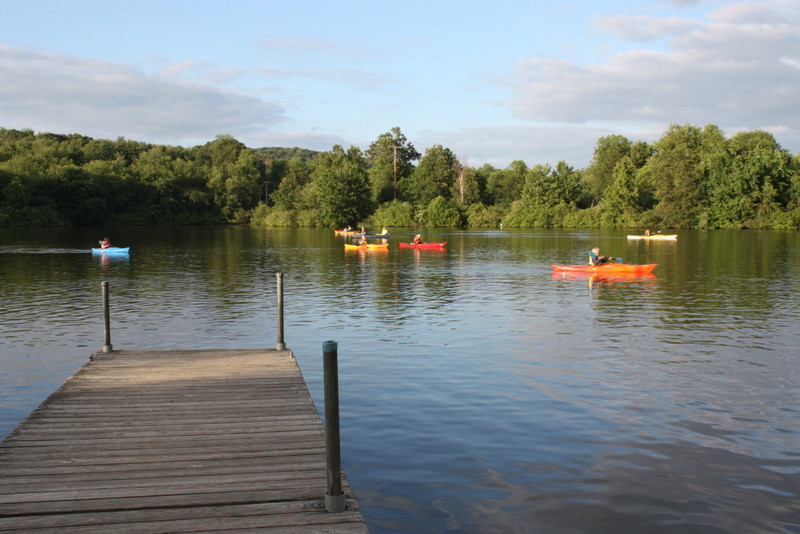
[1,0,798,169]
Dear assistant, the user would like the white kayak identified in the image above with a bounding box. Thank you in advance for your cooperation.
[626,234,677,240]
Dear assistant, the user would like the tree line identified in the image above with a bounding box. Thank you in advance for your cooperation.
[1,125,798,229]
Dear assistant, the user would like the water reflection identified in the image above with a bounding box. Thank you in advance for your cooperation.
[552,271,658,292]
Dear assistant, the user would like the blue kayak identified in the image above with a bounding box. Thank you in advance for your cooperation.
[92,247,130,254]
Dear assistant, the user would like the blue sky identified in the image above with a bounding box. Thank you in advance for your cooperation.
[1,0,798,168]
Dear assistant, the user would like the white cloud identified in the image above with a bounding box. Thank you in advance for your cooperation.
[594,15,700,42]
[711,0,800,24]
[0,45,286,146]
[508,0,800,156]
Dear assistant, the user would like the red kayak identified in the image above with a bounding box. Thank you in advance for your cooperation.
[399,242,446,249]
[552,263,657,273]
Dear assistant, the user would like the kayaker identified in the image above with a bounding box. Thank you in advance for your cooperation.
[379,226,389,235]
[413,234,424,244]
[99,237,111,249]
[589,247,610,265]
[644,229,651,236]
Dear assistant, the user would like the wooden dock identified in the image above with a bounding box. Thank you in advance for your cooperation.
[0,349,368,533]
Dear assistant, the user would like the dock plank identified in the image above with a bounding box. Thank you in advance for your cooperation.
[0,349,367,533]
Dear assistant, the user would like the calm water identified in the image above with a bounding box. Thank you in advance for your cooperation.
[1,227,798,533]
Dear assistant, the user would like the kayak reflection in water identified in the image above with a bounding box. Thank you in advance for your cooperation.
[589,247,611,265]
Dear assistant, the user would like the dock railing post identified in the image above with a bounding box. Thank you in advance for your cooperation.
[323,340,345,512]
[101,281,113,353]
[276,273,285,350]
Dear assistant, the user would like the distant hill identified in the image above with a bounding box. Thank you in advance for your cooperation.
[251,147,320,162]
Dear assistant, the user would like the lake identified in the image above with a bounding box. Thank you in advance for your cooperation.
[1,226,798,533]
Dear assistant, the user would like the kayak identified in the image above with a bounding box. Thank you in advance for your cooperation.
[399,242,446,249]
[344,243,389,250]
[626,234,678,240]
[92,247,130,254]
[334,229,358,235]
[552,263,657,273]
[553,271,656,280]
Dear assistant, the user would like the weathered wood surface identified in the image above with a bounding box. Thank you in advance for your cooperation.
[0,349,368,533]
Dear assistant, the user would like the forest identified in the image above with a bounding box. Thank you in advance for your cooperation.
[1,125,798,229]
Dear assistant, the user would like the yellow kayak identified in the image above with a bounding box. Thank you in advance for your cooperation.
[344,243,389,250]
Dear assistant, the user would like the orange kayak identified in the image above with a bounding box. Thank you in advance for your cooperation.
[552,263,657,273]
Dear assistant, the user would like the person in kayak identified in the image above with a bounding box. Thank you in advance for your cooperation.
[99,237,111,249]
[413,234,424,244]
[379,226,389,235]
[589,247,610,265]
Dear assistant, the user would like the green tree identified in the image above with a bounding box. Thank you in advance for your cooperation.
[113,137,152,165]
[424,196,465,227]
[486,160,527,206]
[269,158,311,211]
[451,158,481,206]
[505,162,581,227]
[644,124,722,228]
[220,152,266,222]
[197,135,247,167]
[403,145,457,205]
[201,136,265,222]
[706,130,794,228]
[630,141,653,168]
[127,146,212,223]
[366,127,420,203]
[368,199,416,227]
[310,145,372,227]
[600,157,643,227]
[520,162,581,207]
[583,134,632,205]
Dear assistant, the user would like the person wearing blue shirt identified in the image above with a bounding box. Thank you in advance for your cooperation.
[589,247,610,265]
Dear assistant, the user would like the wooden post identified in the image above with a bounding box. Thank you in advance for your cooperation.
[101,281,113,353]
[276,273,285,350]
[323,340,345,512]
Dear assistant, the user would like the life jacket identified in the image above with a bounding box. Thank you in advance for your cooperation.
[588,251,599,265]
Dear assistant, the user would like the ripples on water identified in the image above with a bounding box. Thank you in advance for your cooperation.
[1,228,798,533]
